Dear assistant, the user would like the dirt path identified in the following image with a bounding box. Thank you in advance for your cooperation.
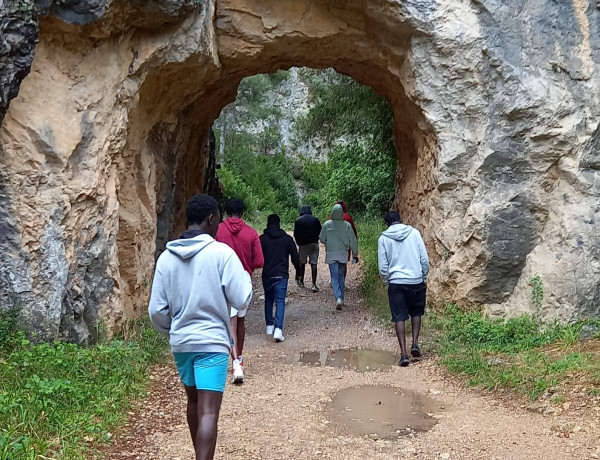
[104,263,600,460]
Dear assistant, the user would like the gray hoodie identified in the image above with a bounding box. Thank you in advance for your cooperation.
[148,234,252,354]
[377,223,429,285]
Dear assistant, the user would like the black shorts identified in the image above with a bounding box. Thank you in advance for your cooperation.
[388,283,426,322]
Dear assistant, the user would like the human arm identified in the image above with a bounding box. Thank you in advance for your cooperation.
[377,236,390,285]
[417,232,430,282]
[293,220,300,246]
[148,266,171,338]
[348,223,358,258]
[319,223,327,244]
[251,231,264,271]
[288,236,301,272]
[222,254,253,315]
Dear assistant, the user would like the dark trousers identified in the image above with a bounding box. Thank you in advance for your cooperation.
[264,277,288,330]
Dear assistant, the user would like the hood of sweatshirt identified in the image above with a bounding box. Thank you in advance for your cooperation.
[263,227,287,239]
[166,234,215,260]
[381,223,413,242]
[223,217,246,235]
[331,204,344,220]
[300,205,312,216]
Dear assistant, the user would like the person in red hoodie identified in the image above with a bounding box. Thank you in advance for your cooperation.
[336,200,357,238]
[216,198,264,383]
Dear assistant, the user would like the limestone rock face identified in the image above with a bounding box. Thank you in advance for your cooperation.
[0,0,38,123]
[0,0,598,341]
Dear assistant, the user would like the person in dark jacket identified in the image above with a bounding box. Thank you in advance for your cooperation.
[259,214,301,343]
[293,205,322,292]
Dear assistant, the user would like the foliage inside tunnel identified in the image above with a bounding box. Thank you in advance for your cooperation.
[213,68,397,225]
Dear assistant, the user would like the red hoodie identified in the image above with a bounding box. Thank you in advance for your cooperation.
[216,218,264,275]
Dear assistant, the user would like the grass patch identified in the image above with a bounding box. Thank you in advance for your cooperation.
[431,304,600,400]
[355,218,600,402]
[356,218,390,323]
[0,311,168,460]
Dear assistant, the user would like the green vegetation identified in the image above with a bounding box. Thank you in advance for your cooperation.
[356,220,600,402]
[531,274,543,309]
[356,219,389,321]
[431,305,600,400]
[0,309,167,460]
[297,70,396,216]
[218,135,299,226]
[214,68,397,227]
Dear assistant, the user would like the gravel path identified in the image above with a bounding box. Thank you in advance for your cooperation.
[103,262,600,460]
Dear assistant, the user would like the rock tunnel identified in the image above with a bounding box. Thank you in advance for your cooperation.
[0,0,599,343]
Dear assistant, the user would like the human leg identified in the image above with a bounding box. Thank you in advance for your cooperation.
[264,278,275,328]
[394,321,409,366]
[329,262,342,300]
[229,315,239,361]
[388,284,410,365]
[310,263,318,286]
[408,283,426,356]
[192,353,228,460]
[236,316,246,358]
[411,316,422,347]
[175,352,228,458]
[273,278,289,331]
[184,386,200,450]
[195,390,224,460]
[296,263,306,285]
[337,263,347,300]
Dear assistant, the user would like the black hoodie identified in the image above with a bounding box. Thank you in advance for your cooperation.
[259,226,301,279]
[293,205,322,246]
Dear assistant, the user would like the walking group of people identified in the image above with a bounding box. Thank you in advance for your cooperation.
[148,194,429,460]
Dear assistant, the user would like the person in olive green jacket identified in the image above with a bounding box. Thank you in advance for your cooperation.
[319,203,358,310]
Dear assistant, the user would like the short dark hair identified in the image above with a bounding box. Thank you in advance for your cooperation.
[186,194,219,226]
[384,211,402,226]
[267,214,280,227]
[225,198,245,216]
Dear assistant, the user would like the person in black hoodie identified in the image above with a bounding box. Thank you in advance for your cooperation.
[293,205,322,292]
[259,214,301,343]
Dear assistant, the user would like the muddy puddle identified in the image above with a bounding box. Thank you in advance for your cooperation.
[294,348,397,372]
[328,385,439,439]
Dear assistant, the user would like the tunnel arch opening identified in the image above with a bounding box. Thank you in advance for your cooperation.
[114,9,440,323]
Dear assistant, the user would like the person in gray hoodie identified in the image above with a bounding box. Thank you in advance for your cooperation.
[320,203,358,310]
[377,211,429,367]
[149,194,252,460]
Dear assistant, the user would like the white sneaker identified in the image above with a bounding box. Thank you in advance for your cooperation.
[273,328,285,342]
[232,359,244,384]
[336,298,343,310]
[266,325,274,335]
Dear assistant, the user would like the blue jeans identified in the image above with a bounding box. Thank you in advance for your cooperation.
[264,277,288,330]
[329,262,347,300]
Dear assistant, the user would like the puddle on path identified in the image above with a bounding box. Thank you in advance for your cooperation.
[294,348,397,372]
[328,385,439,439]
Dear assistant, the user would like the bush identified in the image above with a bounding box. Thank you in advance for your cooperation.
[218,137,299,226]
[0,307,26,354]
[0,316,167,459]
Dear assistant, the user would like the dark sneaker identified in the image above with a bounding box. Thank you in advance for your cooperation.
[296,279,304,287]
[399,355,410,367]
[411,344,422,358]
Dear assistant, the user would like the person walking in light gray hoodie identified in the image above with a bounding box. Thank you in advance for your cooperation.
[320,203,358,310]
[149,194,252,460]
[378,211,429,367]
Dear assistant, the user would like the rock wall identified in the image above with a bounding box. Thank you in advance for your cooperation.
[0,0,598,341]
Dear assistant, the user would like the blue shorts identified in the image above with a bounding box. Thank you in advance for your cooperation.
[173,352,229,392]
